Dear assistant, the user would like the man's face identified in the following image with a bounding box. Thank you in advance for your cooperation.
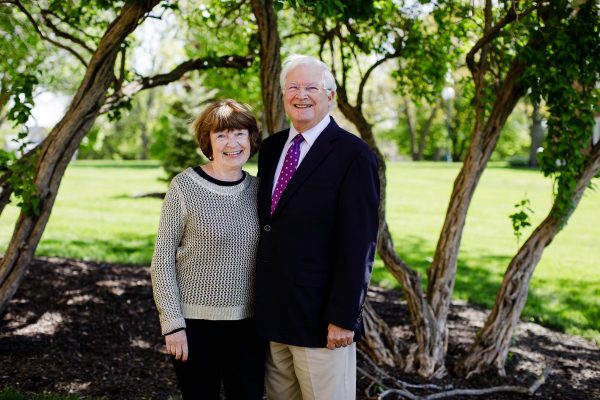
[283,64,334,133]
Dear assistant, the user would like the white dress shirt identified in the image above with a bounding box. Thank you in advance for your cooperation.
[272,115,331,194]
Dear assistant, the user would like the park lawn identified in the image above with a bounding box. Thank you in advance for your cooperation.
[0,160,167,264]
[1,160,598,344]
[375,162,600,344]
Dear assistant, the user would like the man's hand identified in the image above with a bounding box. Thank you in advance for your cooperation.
[165,330,188,362]
[326,323,354,350]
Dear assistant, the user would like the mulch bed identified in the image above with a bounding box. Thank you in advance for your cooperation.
[0,257,598,399]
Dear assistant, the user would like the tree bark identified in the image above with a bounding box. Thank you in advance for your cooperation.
[403,99,419,160]
[528,101,544,167]
[0,169,14,216]
[460,142,600,377]
[0,0,160,314]
[250,0,287,135]
[403,98,437,161]
[378,222,439,376]
[419,103,439,161]
[138,88,155,160]
[336,87,435,373]
[423,58,527,377]
[359,300,403,367]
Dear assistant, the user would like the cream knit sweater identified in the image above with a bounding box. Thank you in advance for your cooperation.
[150,168,260,335]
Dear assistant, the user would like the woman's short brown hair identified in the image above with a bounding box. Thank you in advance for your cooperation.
[191,99,261,160]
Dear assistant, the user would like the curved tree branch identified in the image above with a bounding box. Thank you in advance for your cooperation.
[40,10,95,53]
[0,0,161,315]
[114,47,127,94]
[356,50,401,111]
[41,8,101,42]
[101,54,254,113]
[282,30,314,40]
[216,0,245,29]
[11,0,88,66]
[466,2,541,74]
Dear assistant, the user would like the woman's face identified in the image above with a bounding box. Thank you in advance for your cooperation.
[209,128,251,171]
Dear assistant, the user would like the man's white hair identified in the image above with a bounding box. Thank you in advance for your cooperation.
[279,54,337,94]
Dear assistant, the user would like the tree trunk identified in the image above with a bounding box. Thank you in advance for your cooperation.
[528,101,544,167]
[0,0,159,314]
[403,99,418,160]
[336,89,435,372]
[418,103,439,161]
[461,142,600,377]
[359,300,403,367]
[250,0,287,135]
[378,222,439,376]
[0,170,14,216]
[423,59,527,377]
[139,88,156,160]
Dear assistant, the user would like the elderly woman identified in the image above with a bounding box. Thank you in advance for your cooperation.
[151,99,264,399]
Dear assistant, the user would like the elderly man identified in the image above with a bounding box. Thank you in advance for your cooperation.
[255,54,380,399]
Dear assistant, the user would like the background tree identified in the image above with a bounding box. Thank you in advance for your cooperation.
[460,0,599,376]
[447,76,476,162]
[250,0,286,133]
[401,97,440,161]
[528,100,544,167]
[493,100,531,163]
[0,0,162,314]
[418,0,550,377]
[150,100,205,181]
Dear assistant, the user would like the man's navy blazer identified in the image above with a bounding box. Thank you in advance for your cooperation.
[255,118,380,348]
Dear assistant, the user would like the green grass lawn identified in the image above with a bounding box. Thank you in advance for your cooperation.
[1,160,598,344]
[1,160,167,264]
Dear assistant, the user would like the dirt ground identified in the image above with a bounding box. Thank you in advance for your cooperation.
[0,257,598,399]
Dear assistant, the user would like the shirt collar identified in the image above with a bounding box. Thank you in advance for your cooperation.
[288,115,331,147]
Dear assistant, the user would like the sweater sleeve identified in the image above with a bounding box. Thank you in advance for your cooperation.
[150,178,187,335]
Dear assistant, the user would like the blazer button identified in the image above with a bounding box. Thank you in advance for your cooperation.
[264,225,271,232]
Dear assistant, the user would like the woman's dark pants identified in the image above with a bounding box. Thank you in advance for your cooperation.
[171,317,266,400]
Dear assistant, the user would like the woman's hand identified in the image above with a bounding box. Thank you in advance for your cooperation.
[165,330,188,362]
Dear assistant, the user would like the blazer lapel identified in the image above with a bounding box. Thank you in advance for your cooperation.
[271,119,340,218]
[260,130,289,221]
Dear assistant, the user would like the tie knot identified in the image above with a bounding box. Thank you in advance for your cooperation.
[292,134,304,145]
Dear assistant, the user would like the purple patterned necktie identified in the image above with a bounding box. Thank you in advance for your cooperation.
[271,134,305,215]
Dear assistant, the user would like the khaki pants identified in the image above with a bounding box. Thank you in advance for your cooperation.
[265,341,356,400]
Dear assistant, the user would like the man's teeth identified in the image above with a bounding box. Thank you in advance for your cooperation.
[224,151,242,156]
[295,104,312,108]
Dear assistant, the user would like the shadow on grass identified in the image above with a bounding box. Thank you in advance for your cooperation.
[372,236,507,303]
[71,160,160,169]
[525,278,600,340]
[372,236,599,341]
[37,233,157,265]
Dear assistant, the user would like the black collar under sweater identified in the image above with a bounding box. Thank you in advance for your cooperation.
[193,166,246,186]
